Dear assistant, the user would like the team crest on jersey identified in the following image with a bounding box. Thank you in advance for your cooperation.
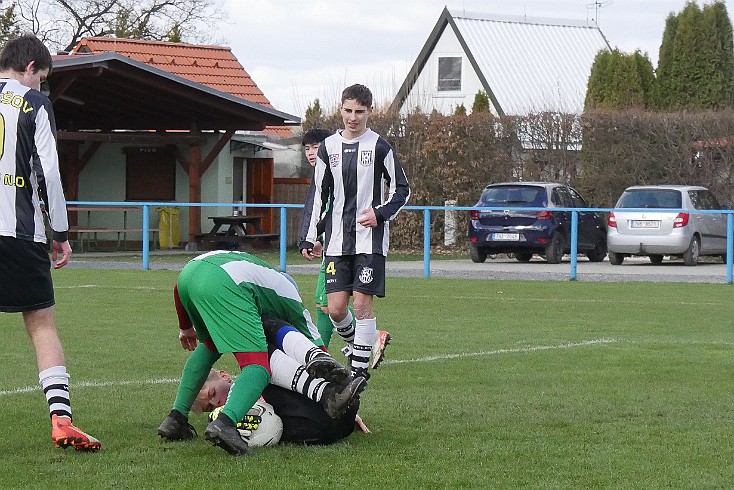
[329,154,340,167]
[359,150,374,167]
[358,266,374,284]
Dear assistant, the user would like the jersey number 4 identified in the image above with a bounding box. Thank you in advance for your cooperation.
[325,261,336,275]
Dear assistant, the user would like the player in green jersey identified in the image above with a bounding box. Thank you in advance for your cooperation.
[157,250,351,456]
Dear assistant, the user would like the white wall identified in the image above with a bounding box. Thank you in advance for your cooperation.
[73,134,308,243]
[75,135,238,241]
[273,143,306,178]
[400,26,488,115]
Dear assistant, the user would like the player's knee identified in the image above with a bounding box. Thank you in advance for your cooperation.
[351,302,373,320]
[328,305,348,323]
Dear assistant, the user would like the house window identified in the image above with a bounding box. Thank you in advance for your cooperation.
[438,56,462,91]
[124,147,175,201]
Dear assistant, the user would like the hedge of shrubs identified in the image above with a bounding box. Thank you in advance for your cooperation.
[304,109,734,250]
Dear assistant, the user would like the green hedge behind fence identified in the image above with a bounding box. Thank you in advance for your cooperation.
[304,109,734,249]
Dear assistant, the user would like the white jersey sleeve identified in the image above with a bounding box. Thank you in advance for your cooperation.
[0,78,68,243]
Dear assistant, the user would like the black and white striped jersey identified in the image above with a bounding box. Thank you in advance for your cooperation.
[0,78,68,243]
[301,128,410,256]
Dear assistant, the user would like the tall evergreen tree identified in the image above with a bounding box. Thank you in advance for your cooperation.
[655,12,680,109]
[633,51,656,108]
[585,49,653,110]
[668,2,702,108]
[705,1,734,107]
[585,50,612,109]
[655,1,734,110]
[471,90,490,113]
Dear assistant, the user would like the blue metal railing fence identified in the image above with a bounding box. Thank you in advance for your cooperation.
[66,201,734,283]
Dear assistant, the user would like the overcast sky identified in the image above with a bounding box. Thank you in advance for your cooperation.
[219,0,732,118]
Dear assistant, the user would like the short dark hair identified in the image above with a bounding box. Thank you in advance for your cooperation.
[302,128,331,146]
[341,84,372,107]
[0,34,53,74]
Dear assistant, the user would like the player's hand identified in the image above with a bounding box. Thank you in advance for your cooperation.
[179,326,198,351]
[236,428,252,441]
[312,241,323,258]
[357,208,377,228]
[239,414,262,431]
[301,247,315,261]
[52,240,72,269]
[355,414,371,433]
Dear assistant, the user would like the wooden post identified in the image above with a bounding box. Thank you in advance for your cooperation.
[188,142,202,243]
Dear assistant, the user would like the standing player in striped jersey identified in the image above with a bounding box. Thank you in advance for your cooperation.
[0,35,100,451]
[299,84,410,381]
[299,128,340,345]
[157,250,353,456]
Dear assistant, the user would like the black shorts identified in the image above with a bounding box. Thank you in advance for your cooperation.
[323,254,386,297]
[261,384,357,445]
[0,236,54,312]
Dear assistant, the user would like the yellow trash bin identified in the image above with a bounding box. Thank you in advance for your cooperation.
[157,207,181,249]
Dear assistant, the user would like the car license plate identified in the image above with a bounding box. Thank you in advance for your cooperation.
[491,232,519,241]
[630,220,660,228]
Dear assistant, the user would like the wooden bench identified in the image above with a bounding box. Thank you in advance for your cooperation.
[194,214,279,250]
[69,226,160,252]
[66,206,160,251]
[194,232,278,250]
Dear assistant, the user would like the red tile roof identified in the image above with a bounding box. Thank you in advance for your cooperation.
[73,37,292,136]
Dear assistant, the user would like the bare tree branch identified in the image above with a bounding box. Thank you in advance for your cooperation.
[14,0,226,52]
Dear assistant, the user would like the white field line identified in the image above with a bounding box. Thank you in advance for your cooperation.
[383,338,618,365]
[55,285,167,291]
[0,339,616,397]
[0,377,179,397]
[404,294,723,307]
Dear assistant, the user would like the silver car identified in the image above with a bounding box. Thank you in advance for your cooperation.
[607,185,728,266]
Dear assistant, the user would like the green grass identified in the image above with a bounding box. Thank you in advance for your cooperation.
[2,270,734,488]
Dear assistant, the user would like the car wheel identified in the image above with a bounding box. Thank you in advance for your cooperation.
[469,243,487,263]
[586,234,607,262]
[515,252,532,262]
[682,236,700,266]
[545,232,564,264]
[649,254,664,265]
[608,252,624,265]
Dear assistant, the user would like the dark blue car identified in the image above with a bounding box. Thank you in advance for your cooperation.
[468,182,607,263]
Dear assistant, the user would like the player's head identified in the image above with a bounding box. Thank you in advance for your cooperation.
[340,84,373,138]
[191,369,233,413]
[341,84,372,108]
[0,34,52,90]
[302,128,331,166]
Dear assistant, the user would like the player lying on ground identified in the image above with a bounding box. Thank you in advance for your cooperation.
[195,314,374,436]
[195,369,362,446]
[157,251,354,456]
[194,316,366,419]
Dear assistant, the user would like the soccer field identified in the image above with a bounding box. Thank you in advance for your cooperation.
[2,268,734,488]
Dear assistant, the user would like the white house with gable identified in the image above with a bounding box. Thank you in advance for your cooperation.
[390,8,611,116]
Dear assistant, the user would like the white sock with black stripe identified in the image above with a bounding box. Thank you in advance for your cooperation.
[269,349,328,402]
[280,329,326,365]
[352,318,378,375]
[39,365,72,420]
[332,310,355,346]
